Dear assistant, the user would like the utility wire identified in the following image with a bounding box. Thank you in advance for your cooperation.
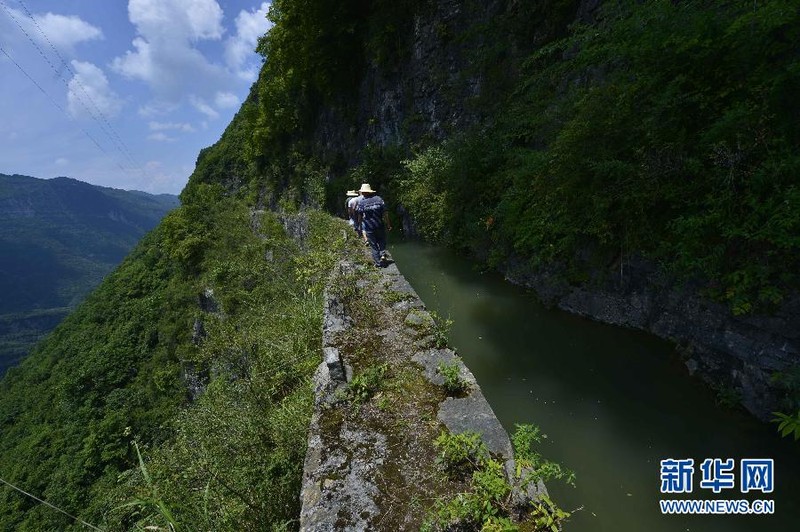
[0,1,145,176]
[0,1,111,157]
[1,2,119,153]
[0,477,105,531]
[0,43,109,155]
[1,2,115,150]
[14,0,146,176]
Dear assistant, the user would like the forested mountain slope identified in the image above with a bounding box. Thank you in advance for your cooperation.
[0,174,177,376]
[236,0,800,418]
[0,0,798,529]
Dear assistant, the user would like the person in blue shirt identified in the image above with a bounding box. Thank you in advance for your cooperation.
[355,183,392,267]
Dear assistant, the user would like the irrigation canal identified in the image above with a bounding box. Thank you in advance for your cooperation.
[390,239,800,532]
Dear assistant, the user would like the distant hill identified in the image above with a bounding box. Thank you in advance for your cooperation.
[0,173,178,375]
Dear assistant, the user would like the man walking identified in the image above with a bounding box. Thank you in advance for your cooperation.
[345,190,360,234]
[356,183,392,267]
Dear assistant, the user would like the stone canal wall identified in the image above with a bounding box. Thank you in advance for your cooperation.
[299,256,544,530]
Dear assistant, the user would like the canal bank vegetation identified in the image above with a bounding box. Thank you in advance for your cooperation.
[326,0,800,429]
[424,426,575,531]
[185,0,799,327]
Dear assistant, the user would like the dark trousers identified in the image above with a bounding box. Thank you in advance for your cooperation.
[364,229,386,266]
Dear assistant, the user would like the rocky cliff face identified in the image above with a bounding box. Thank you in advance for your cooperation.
[504,257,799,420]
[299,0,800,421]
[313,0,604,164]
[313,0,503,163]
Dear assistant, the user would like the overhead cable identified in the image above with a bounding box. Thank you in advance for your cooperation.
[0,477,105,531]
[0,1,145,176]
[0,43,109,155]
[14,0,146,175]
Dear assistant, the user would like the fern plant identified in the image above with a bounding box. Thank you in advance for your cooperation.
[772,411,800,441]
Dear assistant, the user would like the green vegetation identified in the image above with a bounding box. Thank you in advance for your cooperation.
[316,0,800,318]
[259,0,800,315]
[383,288,412,304]
[0,174,177,375]
[3,0,798,528]
[434,430,488,478]
[0,190,356,529]
[378,0,800,314]
[771,367,800,439]
[430,310,453,349]
[437,361,468,396]
[503,0,799,311]
[0,221,193,529]
[425,426,573,531]
[398,147,452,242]
[530,494,573,532]
[344,363,389,405]
[772,411,800,441]
[512,424,575,487]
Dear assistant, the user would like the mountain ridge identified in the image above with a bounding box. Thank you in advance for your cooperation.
[0,173,178,375]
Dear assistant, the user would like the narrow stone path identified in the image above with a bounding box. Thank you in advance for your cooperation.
[299,245,543,531]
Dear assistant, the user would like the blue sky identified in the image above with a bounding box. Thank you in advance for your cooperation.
[0,0,272,194]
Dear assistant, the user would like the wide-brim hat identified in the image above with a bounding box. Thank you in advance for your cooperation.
[346,190,358,197]
[359,183,376,194]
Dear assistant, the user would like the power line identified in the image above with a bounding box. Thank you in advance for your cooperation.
[0,2,123,158]
[14,0,146,176]
[0,477,105,531]
[0,1,146,177]
[0,43,109,155]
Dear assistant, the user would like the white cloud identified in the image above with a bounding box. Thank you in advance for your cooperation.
[147,132,176,142]
[111,0,229,101]
[190,95,219,119]
[224,2,271,80]
[110,0,270,121]
[35,12,104,51]
[137,100,179,117]
[214,91,239,109]
[55,157,69,166]
[1,8,103,52]
[67,60,122,119]
[112,35,228,101]
[128,0,224,42]
[149,121,195,132]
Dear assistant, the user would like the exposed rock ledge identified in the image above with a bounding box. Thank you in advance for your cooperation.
[300,253,544,531]
[502,256,799,420]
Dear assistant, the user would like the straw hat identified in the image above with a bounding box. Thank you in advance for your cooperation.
[346,190,358,197]
[359,183,376,194]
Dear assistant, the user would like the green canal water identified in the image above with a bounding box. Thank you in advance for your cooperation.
[390,240,800,532]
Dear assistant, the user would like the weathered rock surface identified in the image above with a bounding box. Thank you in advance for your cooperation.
[300,251,544,530]
[438,393,514,459]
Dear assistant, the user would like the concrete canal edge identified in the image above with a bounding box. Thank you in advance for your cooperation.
[299,254,546,530]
